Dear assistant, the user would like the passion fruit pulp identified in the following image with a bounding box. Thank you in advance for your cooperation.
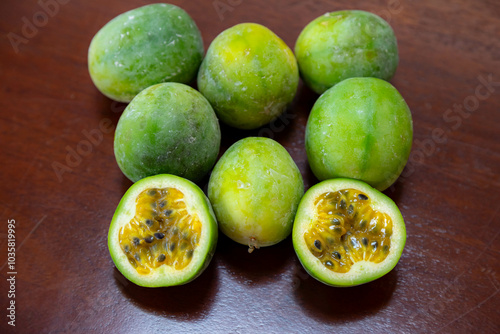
[292,178,406,287]
[108,174,217,287]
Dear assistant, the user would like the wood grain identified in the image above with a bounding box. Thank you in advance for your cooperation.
[0,0,499,332]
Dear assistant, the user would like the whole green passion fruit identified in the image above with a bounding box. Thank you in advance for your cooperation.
[88,3,204,102]
[293,178,406,287]
[108,174,218,287]
[305,77,412,191]
[208,137,304,251]
[114,82,220,183]
[295,10,398,94]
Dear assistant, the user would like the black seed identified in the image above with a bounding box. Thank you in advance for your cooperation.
[148,189,157,196]
[371,241,378,249]
[154,232,165,240]
[358,194,368,201]
[331,218,341,225]
[314,240,322,250]
[186,249,194,258]
[359,220,367,228]
[124,245,130,253]
[333,227,343,234]
[132,237,140,246]
[362,238,368,247]
[383,245,390,252]
[159,200,166,209]
[157,254,166,262]
[340,199,347,209]
[336,212,345,217]
[332,251,341,260]
[164,209,173,216]
[144,236,154,243]
[170,243,176,252]
[151,202,157,209]
[325,261,333,267]
[145,219,153,227]
[347,204,354,216]
[134,254,140,262]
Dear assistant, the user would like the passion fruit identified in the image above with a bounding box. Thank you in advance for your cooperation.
[208,137,304,251]
[114,82,221,183]
[88,3,204,102]
[295,10,398,94]
[108,174,218,287]
[197,23,299,129]
[292,178,406,287]
[305,77,413,191]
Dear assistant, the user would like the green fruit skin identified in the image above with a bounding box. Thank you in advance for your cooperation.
[295,10,398,94]
[88,3,203,102]
[292,178,406,287]
[114,83,221,183]
[305,77,413,191]
[208,137,304,247]
[108,174,218,287]
[197,23,299,129]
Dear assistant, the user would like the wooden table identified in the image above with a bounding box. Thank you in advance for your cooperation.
[1,0,499,332]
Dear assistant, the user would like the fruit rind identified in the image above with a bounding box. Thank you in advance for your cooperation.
[292,178,406,287]
[108,174,218,287]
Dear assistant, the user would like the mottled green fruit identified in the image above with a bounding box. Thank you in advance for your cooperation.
[305,78,412,191]
[208,137,304,250]
[108,174,218,287]
[88,3,203,102]
[198,23,299,129]
[295,10,398,94]
[114,83,220,183]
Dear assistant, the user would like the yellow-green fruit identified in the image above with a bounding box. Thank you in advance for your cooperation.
[198,23,299,129]
[295,10,399,94]
[208,137,304,251]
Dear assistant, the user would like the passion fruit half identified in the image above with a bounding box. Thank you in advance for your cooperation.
[108,174,217,287]
[292,178,406,287]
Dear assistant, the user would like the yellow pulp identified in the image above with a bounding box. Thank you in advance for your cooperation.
[118,187,202,275]
[304,189,393,273]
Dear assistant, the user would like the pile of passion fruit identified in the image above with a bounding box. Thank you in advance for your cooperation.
[89,4,412,287]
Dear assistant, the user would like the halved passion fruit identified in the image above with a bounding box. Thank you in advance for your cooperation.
[292,178,406,287]
[108,174,217,287]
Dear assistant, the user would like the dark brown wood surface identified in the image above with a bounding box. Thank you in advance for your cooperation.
[1,0,499,333]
